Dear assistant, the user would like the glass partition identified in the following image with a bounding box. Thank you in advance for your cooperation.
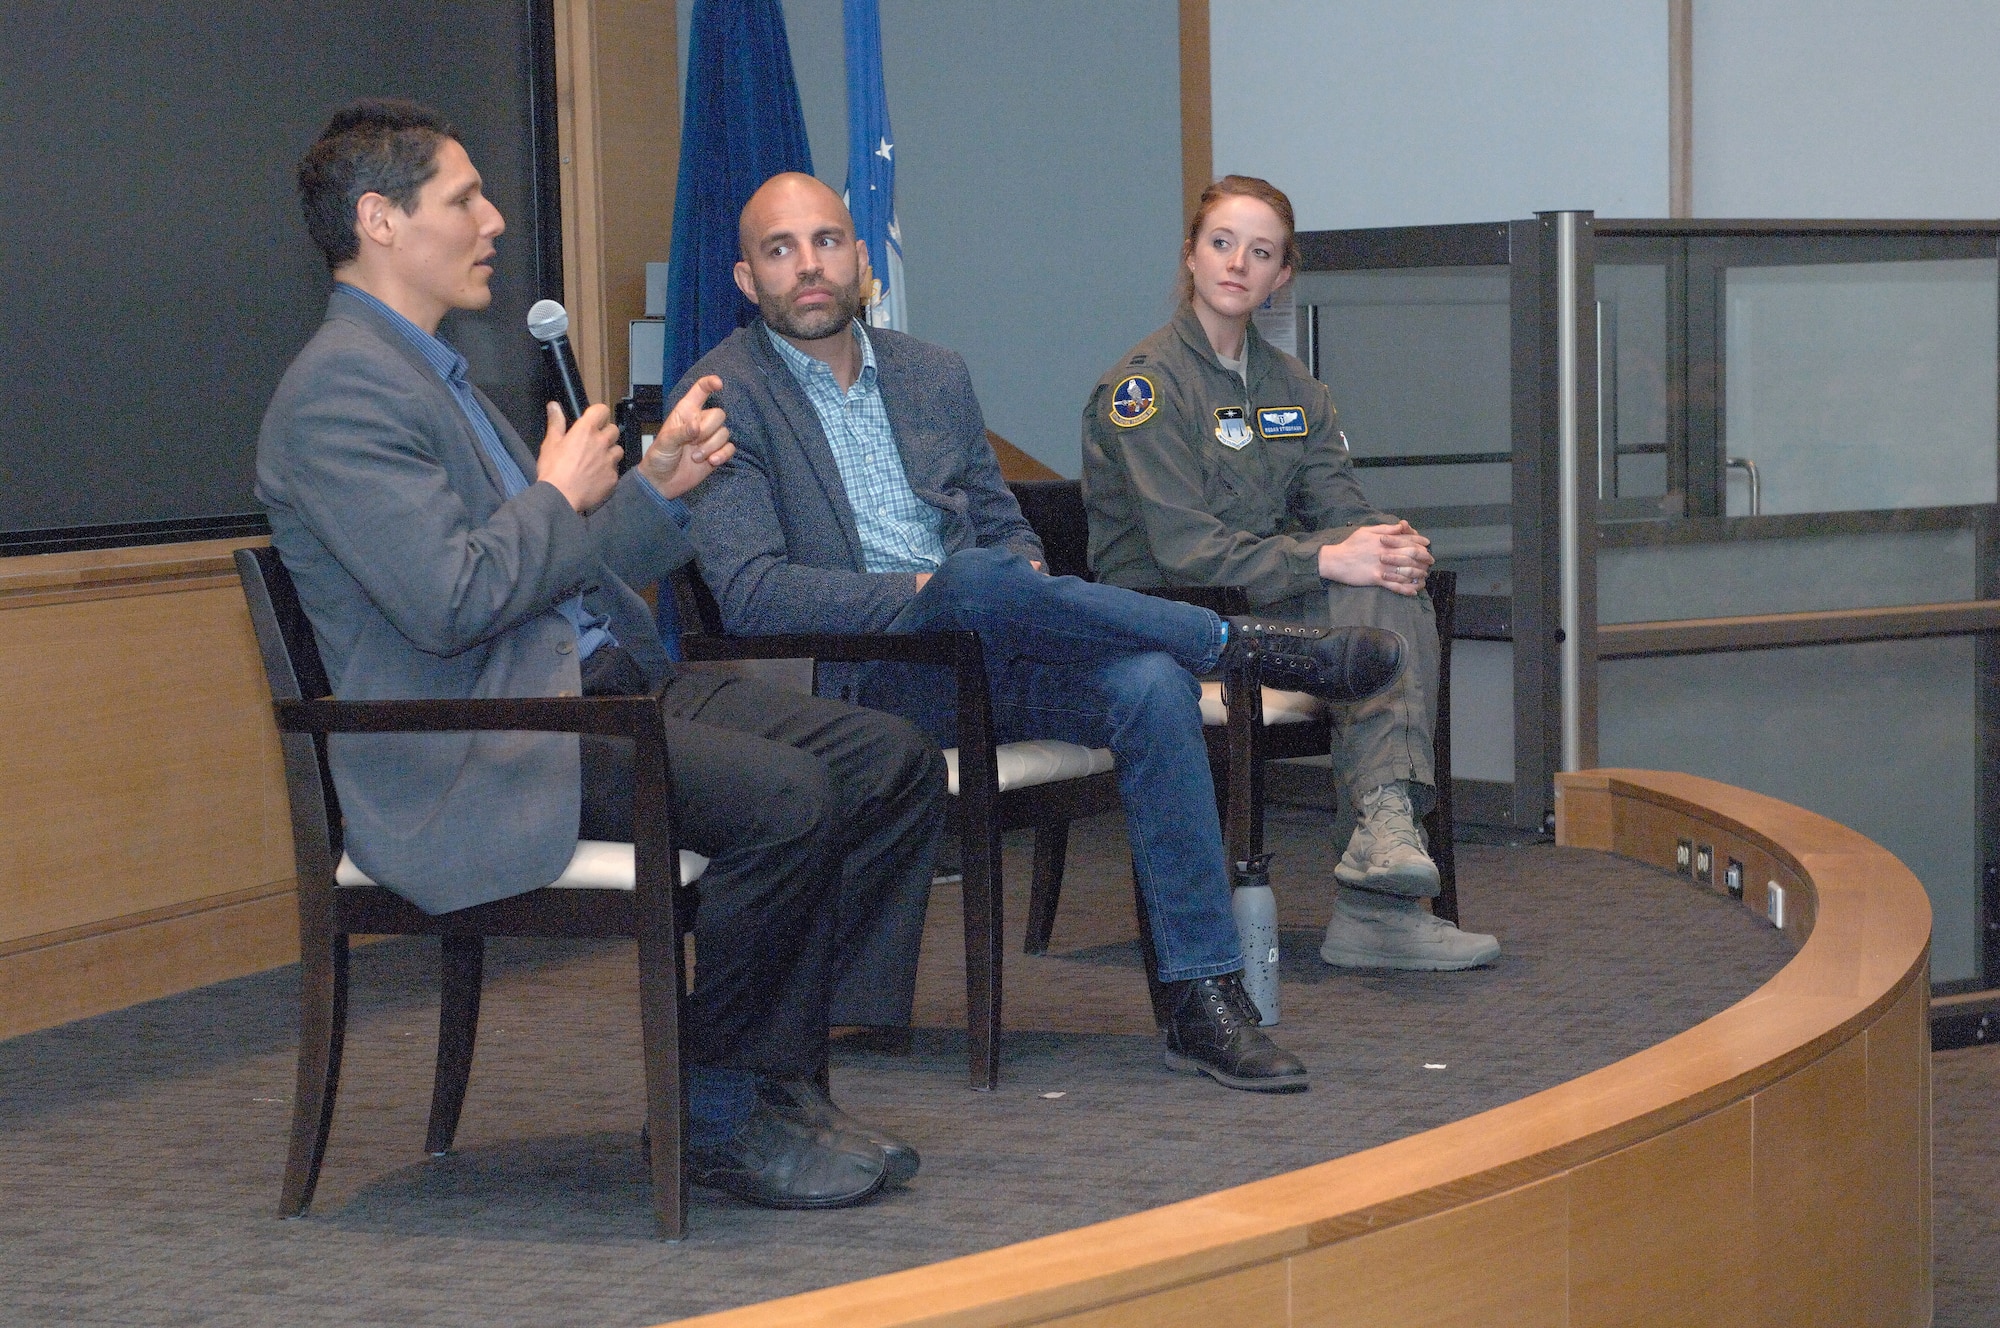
[1285,217,2000,967]
[1596,262,1675,515]
[1722,257,1997,516]
[1599,523,1980,623]
[1600,635,1978,980]
[1594,224,2000,988]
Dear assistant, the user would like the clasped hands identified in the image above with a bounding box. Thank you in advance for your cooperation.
[1318,520,1432,596]
[536,375,735,513]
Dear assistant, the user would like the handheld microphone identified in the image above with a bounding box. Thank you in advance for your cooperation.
[526,299,589,424]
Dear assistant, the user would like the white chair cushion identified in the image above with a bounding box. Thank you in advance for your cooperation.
[1198,681,1327,727]
[334,840,709,891]
[940,739,1115,796]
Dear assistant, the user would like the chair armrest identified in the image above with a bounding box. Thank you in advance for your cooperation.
[1139,584,1251,615]
[272,694,669,741]
[683,626,1011,807]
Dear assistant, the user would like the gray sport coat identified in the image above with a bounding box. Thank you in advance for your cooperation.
[256,287,690,913]
[675,321,1042,655]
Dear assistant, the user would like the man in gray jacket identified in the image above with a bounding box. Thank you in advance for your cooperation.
[257,101,943,1209]
[677,174,1409,1095]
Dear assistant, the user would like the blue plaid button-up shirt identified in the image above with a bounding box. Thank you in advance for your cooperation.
[764,320,945,574]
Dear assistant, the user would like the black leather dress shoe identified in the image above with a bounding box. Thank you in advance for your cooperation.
[686,1092,888,1210]
[765,1077,920,1186]
[1224,617,1405,704]
[1162,972,1309,1093]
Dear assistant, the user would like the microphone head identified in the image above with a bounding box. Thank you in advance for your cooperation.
[526,299,570,343]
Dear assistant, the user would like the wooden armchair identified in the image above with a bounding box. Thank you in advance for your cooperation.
[236,546,706,1239]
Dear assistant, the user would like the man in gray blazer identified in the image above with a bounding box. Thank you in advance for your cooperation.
[257,101,943,1210]
[678,174,1407,1095]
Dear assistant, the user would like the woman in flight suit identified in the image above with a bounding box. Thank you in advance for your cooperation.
[1080,174,1498,972]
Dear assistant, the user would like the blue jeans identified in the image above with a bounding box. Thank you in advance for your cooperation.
[851,547,1242,983]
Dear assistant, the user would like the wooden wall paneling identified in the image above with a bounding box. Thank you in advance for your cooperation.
[1669,0,1693,217]
[1179,0,1212,225]
[0,573,290,943]
[553,0,603,399]
[1863,976,1932,1328]
[0,540,299,1039]
[1289,1178,1568,1328]
[1568,1100,1755,1328]
[1751,1037,1869,1327]
[1554,771,1615,849]
[553,0,680,407]
[1037,1262,1286,1328]
[0,888,297,1042]
[988,431,1063,484]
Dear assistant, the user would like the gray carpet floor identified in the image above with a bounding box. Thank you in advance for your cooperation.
[1932,1042,2000,1328]
[0,804,1885,1327]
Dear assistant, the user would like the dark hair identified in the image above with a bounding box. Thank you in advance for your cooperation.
[1176,175,1301,303]
[296,98,454,270]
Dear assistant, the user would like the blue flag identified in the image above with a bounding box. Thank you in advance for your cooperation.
[843,0,904,330]
[658,0,812,657]
[662,0,814,390]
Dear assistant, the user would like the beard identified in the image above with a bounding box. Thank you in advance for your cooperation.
[756,270,864,341]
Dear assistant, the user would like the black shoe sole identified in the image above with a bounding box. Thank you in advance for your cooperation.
[1162,1049,1310,1093]
[688,1163,889,1210]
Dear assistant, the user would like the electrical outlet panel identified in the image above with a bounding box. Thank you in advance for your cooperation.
[1675,838,1693,872]
[1767,882,1786,929]
[1725,858,1744,900]
[1695,844,1714,883]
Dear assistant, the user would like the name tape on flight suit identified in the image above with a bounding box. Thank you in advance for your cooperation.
[1257,406,1308,438]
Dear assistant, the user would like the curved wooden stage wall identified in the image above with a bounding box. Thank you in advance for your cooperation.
[680,770,1933,1328]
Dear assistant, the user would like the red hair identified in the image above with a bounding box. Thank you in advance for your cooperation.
[1177,175,1300,303]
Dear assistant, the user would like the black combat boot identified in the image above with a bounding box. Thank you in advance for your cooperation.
[1161,972,1309,1092]
[1223,617,1404,703]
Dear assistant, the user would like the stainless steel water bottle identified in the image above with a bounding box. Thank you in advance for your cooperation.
[1232,853,1279,1025]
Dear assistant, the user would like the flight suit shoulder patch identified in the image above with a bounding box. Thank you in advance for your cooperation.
[1109,374,1157,427]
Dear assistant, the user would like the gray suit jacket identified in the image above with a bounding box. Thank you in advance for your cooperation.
[256,287,691,912]
[676,322,1042,657]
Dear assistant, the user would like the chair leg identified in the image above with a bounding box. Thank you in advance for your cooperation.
[1427,794,1460,925]
[635,897,688,1240]
[1022,822,1069,955]
[280,934,349,1218]
[1428,572,1459,925]
[424,935,483,1156]
[961,816,1003,1091]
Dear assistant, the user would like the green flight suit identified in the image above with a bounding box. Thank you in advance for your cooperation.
[1081,303,1439,818]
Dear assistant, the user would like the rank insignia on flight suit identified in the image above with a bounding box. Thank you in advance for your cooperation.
[1110,374,1157,427]
[1214,406,1253,450]
[1257,406,1308,438]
